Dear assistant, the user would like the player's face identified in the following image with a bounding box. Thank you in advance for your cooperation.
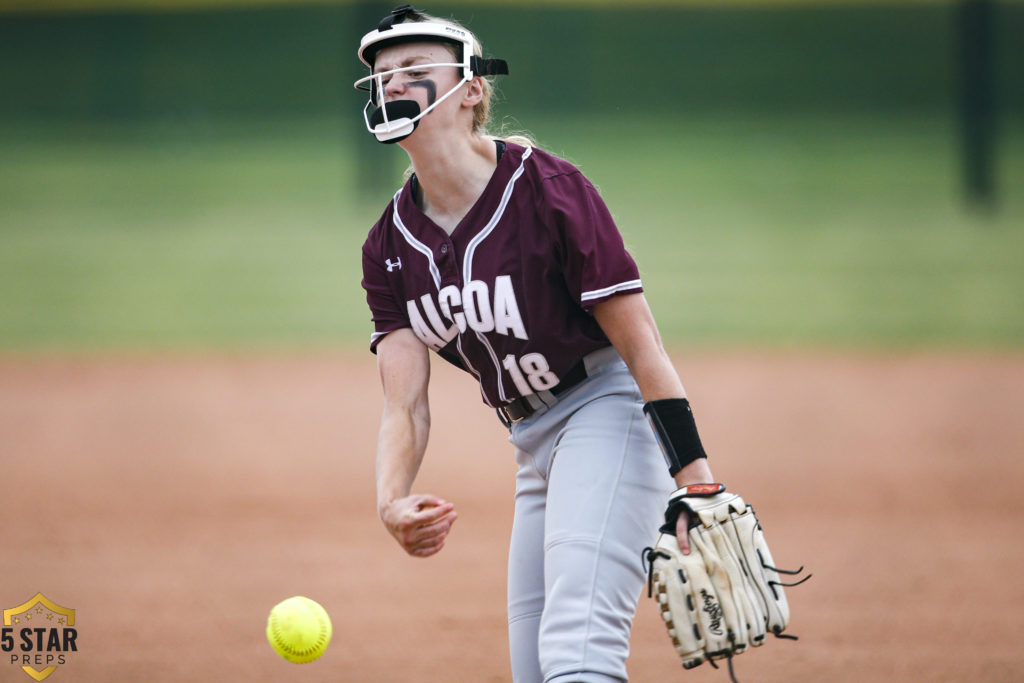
[374,43,462,107]
[368,41,468,143]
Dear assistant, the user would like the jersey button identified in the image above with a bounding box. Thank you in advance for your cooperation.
[440,244,449,255]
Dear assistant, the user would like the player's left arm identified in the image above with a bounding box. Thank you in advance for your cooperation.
[593,292,714,551]
[592,292,686,401]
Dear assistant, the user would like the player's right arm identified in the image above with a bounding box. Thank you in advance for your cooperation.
[375,328,458,557]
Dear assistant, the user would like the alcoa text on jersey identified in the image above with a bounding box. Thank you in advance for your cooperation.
[361,141,644,408]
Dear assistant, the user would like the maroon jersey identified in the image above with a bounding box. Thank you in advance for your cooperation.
[361,142,643,408]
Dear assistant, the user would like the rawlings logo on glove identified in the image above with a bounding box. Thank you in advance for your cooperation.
[643,484,810,682]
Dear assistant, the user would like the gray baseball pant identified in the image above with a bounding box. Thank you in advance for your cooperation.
[505,346,675,683]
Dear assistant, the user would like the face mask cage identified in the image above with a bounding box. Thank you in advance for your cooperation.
[353,11,509,142]
[355,61,471,139]
[354,61,469,107]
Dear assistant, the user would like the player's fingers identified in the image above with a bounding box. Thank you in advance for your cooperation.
[383,496,456,553]
[408,511,457,544]
[410,500,455,525]
[389,496,450,527]
[394,510,456,552]
[419,511,460,540]
[676,513,691,555]
[409,536,447,557]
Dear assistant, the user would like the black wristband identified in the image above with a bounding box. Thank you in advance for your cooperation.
[643,398,708,476]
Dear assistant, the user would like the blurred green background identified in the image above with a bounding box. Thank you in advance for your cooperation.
[1,0,1022,351]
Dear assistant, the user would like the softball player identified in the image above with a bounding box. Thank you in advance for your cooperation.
[357,6,716,682]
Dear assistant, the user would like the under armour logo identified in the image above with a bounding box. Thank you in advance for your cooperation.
[385,257,402,272]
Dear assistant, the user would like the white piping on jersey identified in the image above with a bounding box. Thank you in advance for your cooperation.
[462,146,533,283]
[392,189,442,290]
[390,147,534,407]
[455,334,490,405]
[461,145,534,405]
[475,329,508,403]
[581,278,643,303]
[392,188,482,380]
[454,337,482,384]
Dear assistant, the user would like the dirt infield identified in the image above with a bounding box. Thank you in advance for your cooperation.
[2,351,1022,682]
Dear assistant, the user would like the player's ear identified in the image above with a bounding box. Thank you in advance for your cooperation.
[462,77,484,109]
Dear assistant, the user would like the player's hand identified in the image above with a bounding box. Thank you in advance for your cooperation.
[380,493,458,558]
[671,458,715,555]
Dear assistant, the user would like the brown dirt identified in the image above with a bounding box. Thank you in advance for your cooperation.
[2,350,1023,682]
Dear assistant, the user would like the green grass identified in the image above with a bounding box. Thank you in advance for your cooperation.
[0,118,377,350]
[527,112,1024,349]
[1,111,1022,351]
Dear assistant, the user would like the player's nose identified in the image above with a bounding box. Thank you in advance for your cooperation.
[383,74,407,100]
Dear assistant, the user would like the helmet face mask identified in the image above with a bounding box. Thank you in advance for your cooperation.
[355,56,471,144]
[353,6,508,144]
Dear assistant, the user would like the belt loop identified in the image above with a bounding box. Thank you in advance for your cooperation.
[583,345,620,377]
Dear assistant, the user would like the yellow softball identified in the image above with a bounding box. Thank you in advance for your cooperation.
[265,596,333,663]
